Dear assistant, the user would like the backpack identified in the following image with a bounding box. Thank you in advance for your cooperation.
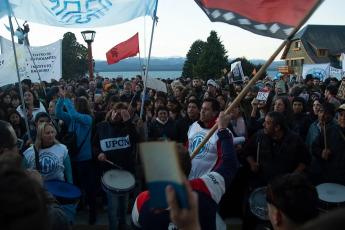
[61,122,91,157]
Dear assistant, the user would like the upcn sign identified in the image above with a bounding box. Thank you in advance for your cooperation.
[100,135,131,151]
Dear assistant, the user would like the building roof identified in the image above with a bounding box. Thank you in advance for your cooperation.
[281,25,345,64]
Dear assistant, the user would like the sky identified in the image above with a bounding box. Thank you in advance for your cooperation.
[0,0,344,62]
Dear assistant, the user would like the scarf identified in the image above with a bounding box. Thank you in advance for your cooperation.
[156,117,168,125]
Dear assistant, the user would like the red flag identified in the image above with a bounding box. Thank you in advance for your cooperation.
[195,0,316,39]
[252,68,257,76]
[106,33,139,65]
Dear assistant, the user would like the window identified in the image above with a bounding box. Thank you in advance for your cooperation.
[318,49,328,57]
[295,41,301,48]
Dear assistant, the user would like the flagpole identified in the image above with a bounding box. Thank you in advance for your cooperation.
[8,15,31,141]
[140,0,159,119]
[13,17,47,96]
[190,0,323,159]
[139,51,143,77]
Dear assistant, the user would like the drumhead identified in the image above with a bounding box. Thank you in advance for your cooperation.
[44,180,81,199]
[249,187,267,207]
[316,183,345,203]
[102,170,135,191]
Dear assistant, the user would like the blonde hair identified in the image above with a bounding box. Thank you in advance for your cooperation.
[35,122,59,151]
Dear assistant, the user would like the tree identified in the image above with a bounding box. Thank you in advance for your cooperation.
[230,57,267,80]
[194,31,228,80]
[62,32,89,80]
[182,40,205,78]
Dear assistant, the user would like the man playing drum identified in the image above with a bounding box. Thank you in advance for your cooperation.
[311,104,345,186]
[93,102,140,230]
[243,111,311,230]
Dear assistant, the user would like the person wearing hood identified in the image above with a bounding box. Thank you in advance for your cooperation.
[148,106,176,141]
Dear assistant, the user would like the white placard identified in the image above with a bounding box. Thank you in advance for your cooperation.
[231,61,244,82]
[146,76,167,93]
[0,36,62,83]
[256,91,269,101]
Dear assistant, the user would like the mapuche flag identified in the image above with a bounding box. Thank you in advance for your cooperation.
[194,0,317,39]
[106,33,139,65]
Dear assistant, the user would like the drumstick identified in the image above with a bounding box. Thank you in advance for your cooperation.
[105,159,123,170]
[323,122,327,150]
[256,143,260,163]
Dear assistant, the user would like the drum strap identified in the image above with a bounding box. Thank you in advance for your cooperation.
[34,146,41,173]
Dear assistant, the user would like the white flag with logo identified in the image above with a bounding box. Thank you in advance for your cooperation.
[4,0,157,28]
[302,63,330,82]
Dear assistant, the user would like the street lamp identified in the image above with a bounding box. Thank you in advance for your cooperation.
[142,65,146,77]
[81,30,96,79]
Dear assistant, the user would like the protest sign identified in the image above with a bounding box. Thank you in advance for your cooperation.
[0,45,26,87]
[0,36,62,82]
[276,81,286,94]
[256,90,269,104]
[337,81,345,100]
[330,66,343,80]
[231,61,244,82]
[146,77,167,93]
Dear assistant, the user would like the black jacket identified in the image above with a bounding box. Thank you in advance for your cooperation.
[244,129,310,187]
[148,118,176,141]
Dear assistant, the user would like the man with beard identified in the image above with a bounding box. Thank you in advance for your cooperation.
[192,77,204,98]
[171,100,201,145]
[242,111,310,230]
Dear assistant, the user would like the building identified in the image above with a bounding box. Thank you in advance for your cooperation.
[279,25,345,76]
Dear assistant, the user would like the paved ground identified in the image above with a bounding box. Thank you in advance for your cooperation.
[73,210,242,230]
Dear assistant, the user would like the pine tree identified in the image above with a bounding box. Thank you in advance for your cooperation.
[62,32,89,80]
[182,40,205,78]
[194,31,228,80]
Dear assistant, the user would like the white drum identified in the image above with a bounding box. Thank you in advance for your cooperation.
[316,183,345,212]
[101,169,135,196]
[249,187,269,220]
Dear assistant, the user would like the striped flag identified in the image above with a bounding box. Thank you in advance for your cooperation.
[194,0,317,39]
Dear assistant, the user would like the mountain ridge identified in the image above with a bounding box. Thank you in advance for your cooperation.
[94,57,284,72]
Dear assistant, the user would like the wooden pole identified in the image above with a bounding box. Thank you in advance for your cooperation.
[256,143,260,163]
[323,122,327,150]
[190,0,323,159]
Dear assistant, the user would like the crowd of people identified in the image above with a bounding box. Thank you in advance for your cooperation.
[1,71,345,230]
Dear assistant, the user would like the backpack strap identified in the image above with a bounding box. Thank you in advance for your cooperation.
[75,125,92,154]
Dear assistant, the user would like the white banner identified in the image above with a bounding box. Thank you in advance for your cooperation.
[0,36,62,82]
[231,61,244,82]
[330,66,343,80]
[0,45,27,87]
[146,76,167,93]
[302,63,330,82]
